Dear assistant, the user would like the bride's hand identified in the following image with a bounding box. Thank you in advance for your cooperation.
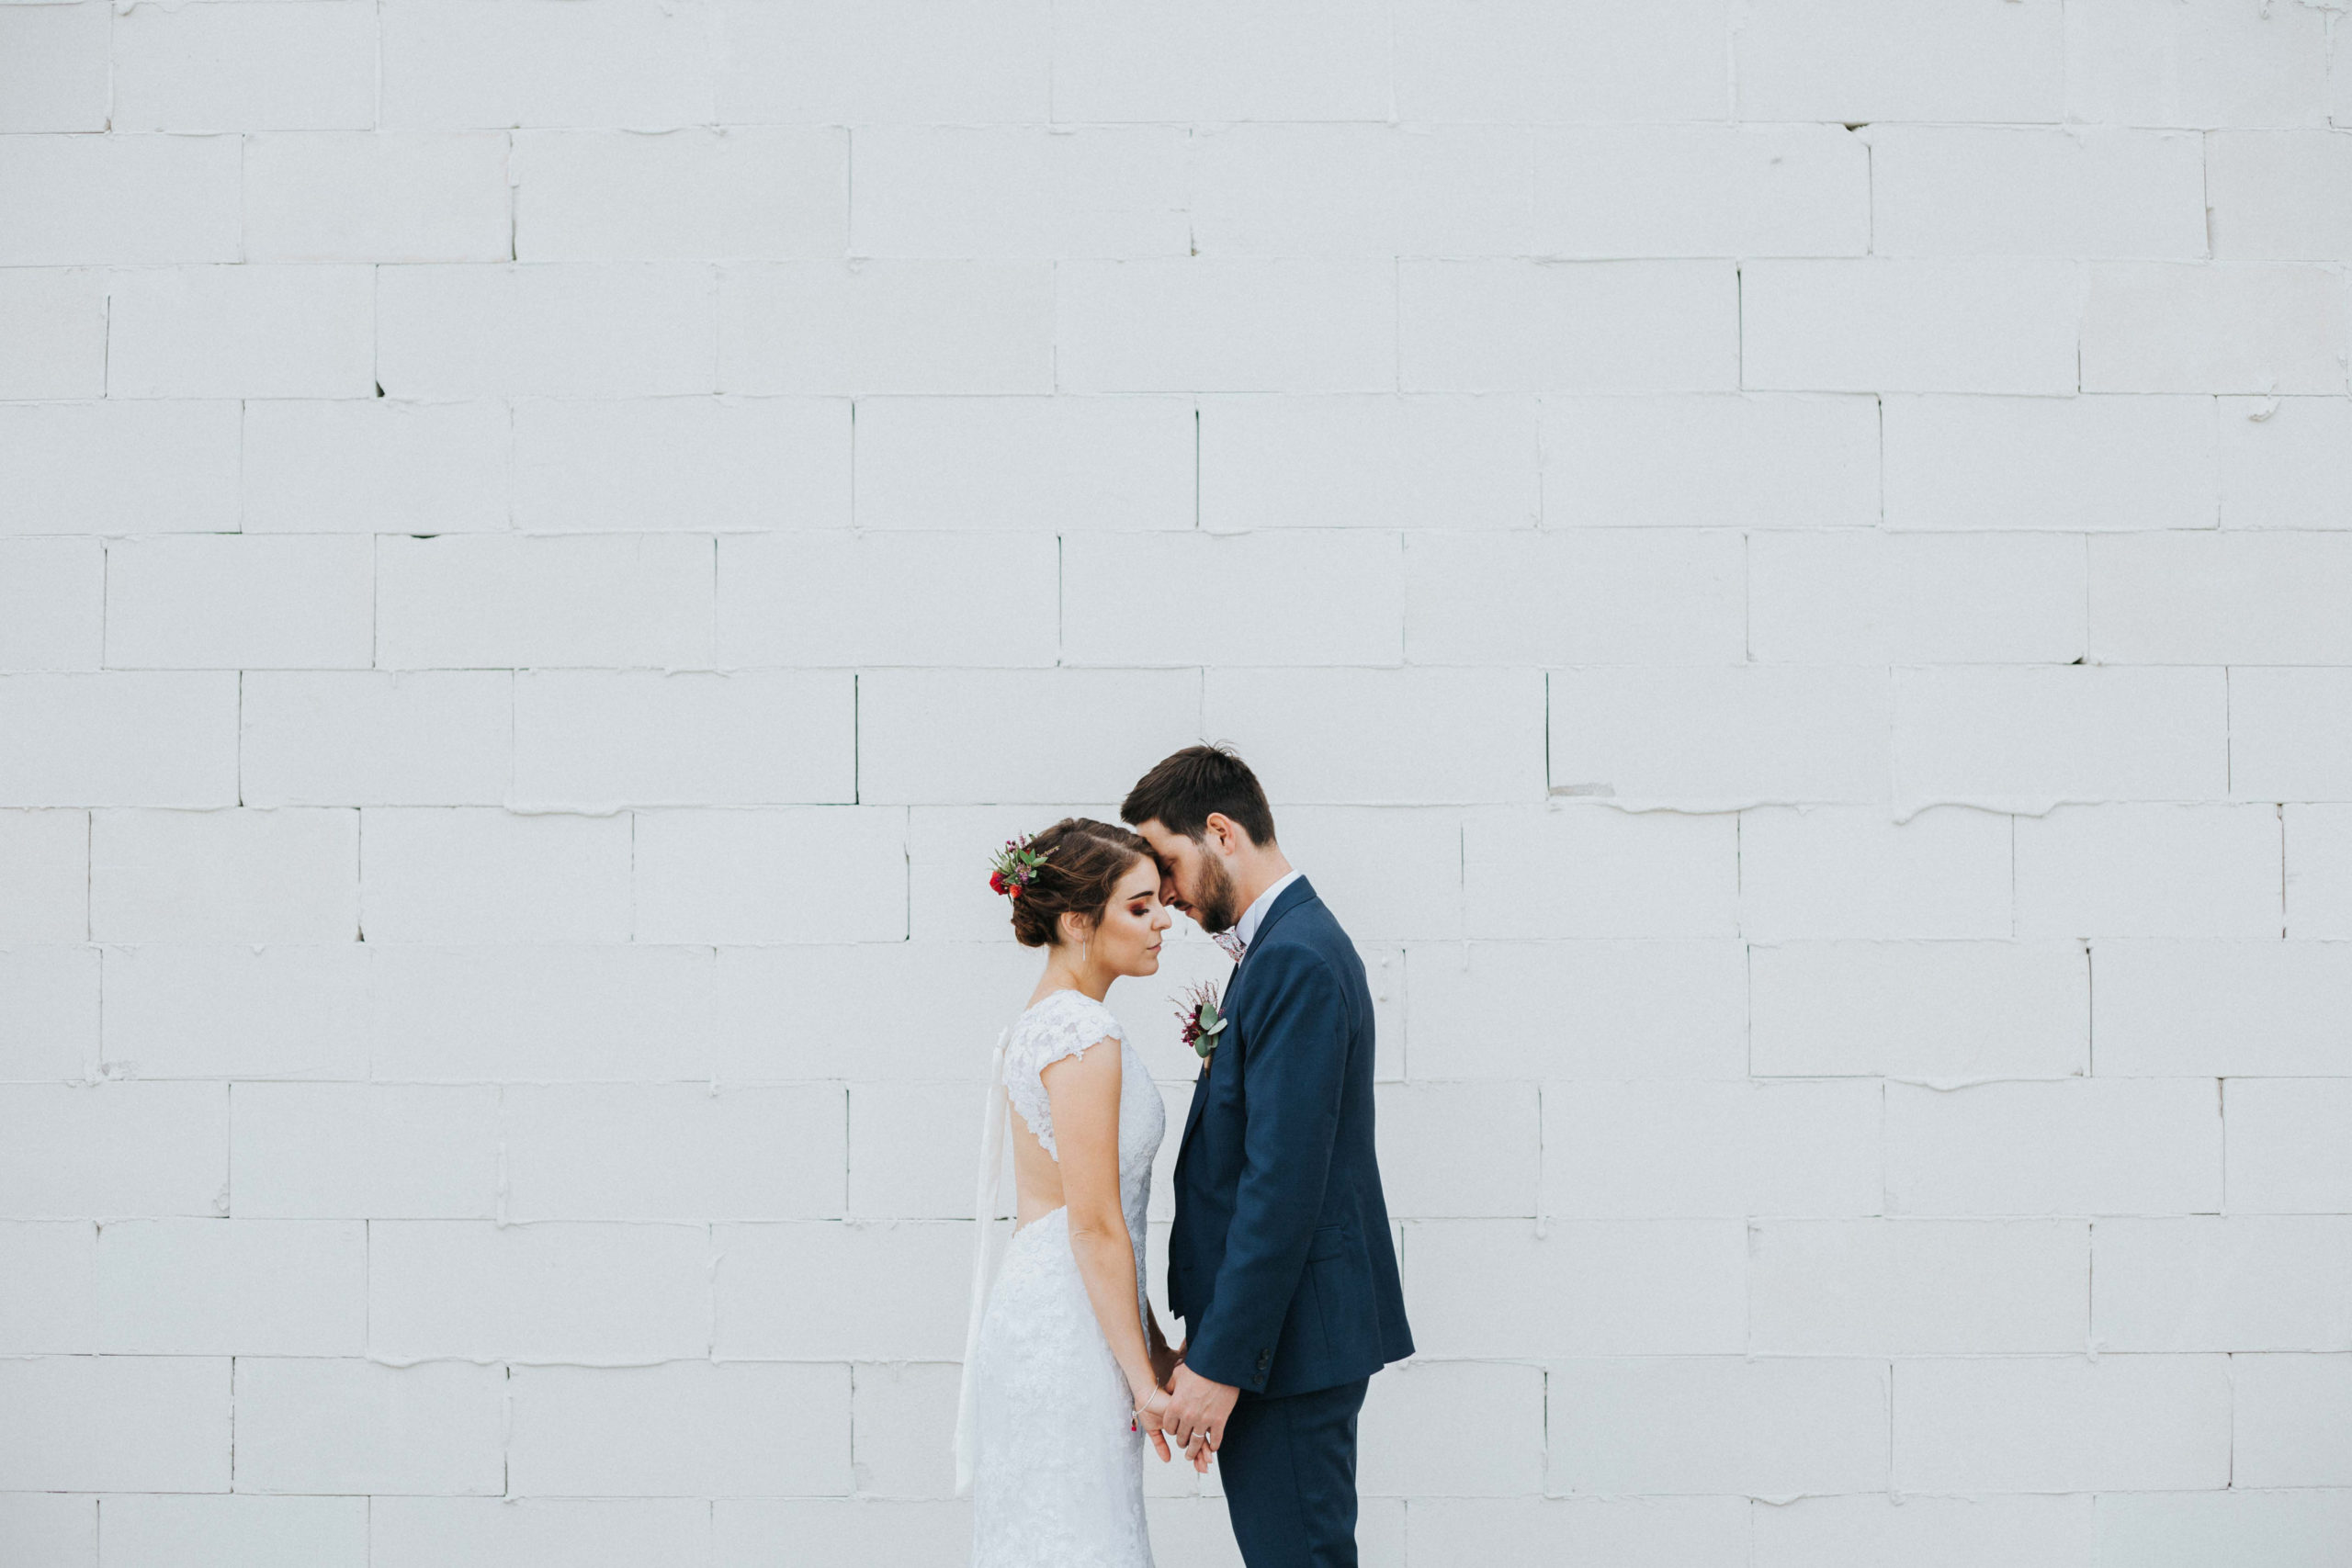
[1133,1387,1175,1463]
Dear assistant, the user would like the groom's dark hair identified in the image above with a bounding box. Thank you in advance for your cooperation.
[1121,744,1277,848]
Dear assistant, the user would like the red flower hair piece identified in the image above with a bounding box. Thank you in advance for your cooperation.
[988,834,1053,900]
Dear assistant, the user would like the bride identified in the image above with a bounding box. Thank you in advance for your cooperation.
[956,817,1196,1566]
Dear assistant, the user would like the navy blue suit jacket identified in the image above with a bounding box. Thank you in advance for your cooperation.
[1167,877,1414,1398]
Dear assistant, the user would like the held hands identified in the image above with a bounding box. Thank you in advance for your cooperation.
[1133,1384,1215,1474]
[1161,1362,1240,1472]
[1133,1389,1213,1474]
[1135,1344,1220,1473]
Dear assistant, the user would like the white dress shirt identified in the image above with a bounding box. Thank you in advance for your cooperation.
[1229,868,1304,956]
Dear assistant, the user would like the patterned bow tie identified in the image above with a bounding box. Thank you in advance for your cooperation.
[1211,929,1247,964]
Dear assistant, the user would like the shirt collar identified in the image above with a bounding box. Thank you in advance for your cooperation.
[1231,869,1304,953]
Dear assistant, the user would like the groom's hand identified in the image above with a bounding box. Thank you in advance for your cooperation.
[1163,1363,1239,1459]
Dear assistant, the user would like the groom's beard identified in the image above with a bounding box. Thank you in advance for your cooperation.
[1193,853,1243,936]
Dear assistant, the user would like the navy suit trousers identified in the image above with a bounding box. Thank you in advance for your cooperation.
[1216,1377,1371,1568]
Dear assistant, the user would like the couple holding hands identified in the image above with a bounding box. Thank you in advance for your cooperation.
[955,744,1415,1568]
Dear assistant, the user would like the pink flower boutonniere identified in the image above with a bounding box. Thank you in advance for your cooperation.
[1175,981,1229,1062]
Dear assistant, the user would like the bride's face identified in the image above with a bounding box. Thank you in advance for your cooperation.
[1078,857,1172,976]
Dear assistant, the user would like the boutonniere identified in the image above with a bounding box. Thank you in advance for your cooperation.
[1175,980,1229,1061]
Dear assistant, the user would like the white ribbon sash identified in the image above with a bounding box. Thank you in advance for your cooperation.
[953,1029,1012,1496]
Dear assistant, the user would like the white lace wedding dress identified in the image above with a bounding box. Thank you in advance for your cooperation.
[957,988,1167,1568]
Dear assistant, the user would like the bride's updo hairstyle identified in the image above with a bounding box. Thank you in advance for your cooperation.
[1001,817,1154,949]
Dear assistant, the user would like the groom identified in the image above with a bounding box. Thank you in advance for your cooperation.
[1122,745,1414,1568]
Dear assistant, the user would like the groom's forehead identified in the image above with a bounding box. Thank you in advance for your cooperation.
[1131,826,1193,879]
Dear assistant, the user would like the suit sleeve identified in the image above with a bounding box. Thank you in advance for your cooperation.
[1182,943,1349,1392]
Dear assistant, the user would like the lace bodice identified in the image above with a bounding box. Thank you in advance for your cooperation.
[1004,990,1148,1168]
[1001,988,1164,1317]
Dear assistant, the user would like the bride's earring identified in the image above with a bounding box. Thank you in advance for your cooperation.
[1080,937,1091,969]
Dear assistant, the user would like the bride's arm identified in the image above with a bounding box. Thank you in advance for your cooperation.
[1042,1039,1160,1412]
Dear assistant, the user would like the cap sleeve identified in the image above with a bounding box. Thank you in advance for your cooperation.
[1001,991,1125,1160]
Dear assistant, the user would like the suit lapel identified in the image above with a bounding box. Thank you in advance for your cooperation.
[1175,958,1231,1163]
[1176,942,1251,1167]
[1172,878,1317,1170]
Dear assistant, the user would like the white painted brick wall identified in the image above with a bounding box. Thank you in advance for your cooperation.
[106,266,377,400]
[3,6,2347,1565]
[110,2,379,135]
[0,268,107,399]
